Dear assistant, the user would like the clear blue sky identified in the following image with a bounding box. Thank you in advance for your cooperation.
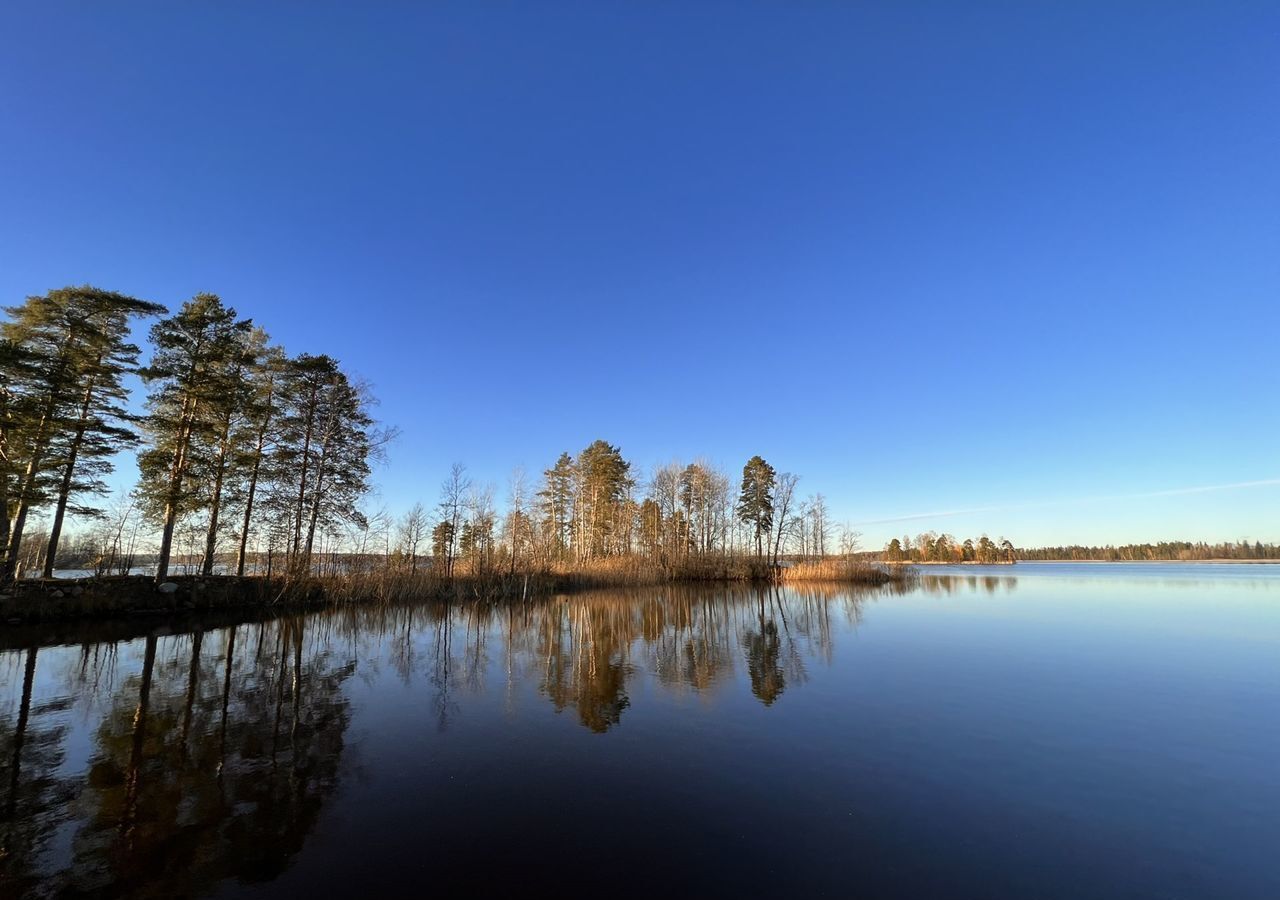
[2,3,1276,547]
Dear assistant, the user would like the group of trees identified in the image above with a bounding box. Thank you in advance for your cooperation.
[1,288,165,582]
[384,445,847,578]
[1016,540,1280,561]
[884,533,1017,564]
[2,286,384,583]
[1,284,841,586]
[355,446,848,581]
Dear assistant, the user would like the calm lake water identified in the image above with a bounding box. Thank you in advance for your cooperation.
[1,563,1277,898]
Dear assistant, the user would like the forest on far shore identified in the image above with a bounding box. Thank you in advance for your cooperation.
[880,534,1278,563]
[1015,540,1280,561]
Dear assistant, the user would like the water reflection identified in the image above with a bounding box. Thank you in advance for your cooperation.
[1,618,354,897]
[4,569,1275,898]
[1,647,74,898]
[916,573,1018,595]
[347,583,866,731]
[0,585,879,895]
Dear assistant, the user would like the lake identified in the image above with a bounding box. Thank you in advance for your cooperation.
[1,563,1277,898]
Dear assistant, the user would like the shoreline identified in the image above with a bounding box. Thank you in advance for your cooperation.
[0,563,909,627]
[6,557,1274,628]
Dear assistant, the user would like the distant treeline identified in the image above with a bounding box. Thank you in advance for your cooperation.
[877,534,1278,564]
[1016,541,1280,561]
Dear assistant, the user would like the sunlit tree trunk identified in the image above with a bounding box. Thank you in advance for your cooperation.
[2,401,55,582]
[42,371,100,577]
[290,384,318,565]
[201,414,235,575]
[155,392,197,580]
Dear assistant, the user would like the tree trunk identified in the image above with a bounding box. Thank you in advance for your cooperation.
[236,451,262,577]
[291,385,318,562]
[155,394,196,580]
[0,391,11,565]
[302,453,329,572]
[1,408,53,583]
[0,462,10,572]
[43,367,101,578]
[202,422,233,575]
[41,427,84,579]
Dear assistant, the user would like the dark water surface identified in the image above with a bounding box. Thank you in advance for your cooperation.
[1,563,1277,898]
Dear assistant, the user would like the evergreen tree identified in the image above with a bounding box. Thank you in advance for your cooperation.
[639,498,663,559]
[196,324,263,574]
[737,455,775,558]
[231,339,286,575]
[575,440,632,559]
[1,287,164,582]
[272,354,376,574]
[431,521,455,568]
[977,535,997,563]
[0,338,36,567]
[136,294,252,579]
[538,452,575,557]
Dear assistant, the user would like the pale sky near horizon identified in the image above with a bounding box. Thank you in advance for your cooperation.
[1,3,1277,548]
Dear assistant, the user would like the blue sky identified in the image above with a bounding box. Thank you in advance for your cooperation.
[1,2,1276,547]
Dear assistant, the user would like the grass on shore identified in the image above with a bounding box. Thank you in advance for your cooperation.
[289,555,912,605]
[778,558,908,584]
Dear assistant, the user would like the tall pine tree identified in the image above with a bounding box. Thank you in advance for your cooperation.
[136,294,252,579]
[1,287,163,582]
[737,455,776,558]
[272,354,376,574]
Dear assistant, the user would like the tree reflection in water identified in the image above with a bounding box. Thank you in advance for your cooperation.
[1,617,355,898]
[0,581,893,896]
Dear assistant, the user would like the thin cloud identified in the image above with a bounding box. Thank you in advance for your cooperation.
[853,478,1280,527]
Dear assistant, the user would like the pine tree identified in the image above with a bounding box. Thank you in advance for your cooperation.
[1,287,164,582]
[737,455,775,558]
[136,294,252,579]
[431,521,455,568]
[575,440,632,559]
[197,324,263,574]
[977,535,997,563]
[232,338,286,575]
[272,354,376,574]
[538,452,575,557]
[0,338,40,567]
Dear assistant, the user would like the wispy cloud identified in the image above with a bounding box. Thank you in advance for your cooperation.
[852,478,1280,527]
